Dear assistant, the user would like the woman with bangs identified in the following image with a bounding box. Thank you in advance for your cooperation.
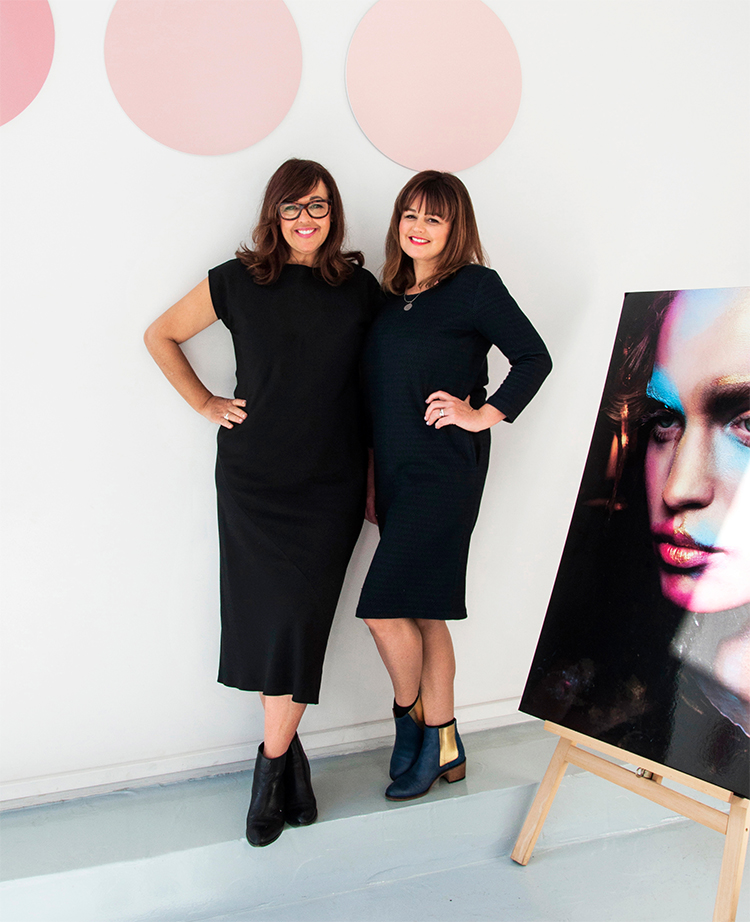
[145,159,380,846]
[357,171,552,801]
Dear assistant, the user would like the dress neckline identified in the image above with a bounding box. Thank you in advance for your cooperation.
[400,266,468,300]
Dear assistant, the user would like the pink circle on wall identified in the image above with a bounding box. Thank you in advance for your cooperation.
[0,0,55,126]
[346,0,522,172]
[104,0,301,155]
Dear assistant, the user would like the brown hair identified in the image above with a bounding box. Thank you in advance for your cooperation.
[381,171,487,295]
[236,159,363,286]
[602,291,679,512]
[607,291,679,432]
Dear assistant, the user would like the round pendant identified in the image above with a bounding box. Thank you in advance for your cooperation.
[403,304,412,311]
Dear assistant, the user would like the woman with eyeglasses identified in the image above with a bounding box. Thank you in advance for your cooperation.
[357,171,551,801]
[145,159,380,846]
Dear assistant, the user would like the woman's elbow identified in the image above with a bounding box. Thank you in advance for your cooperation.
[530,347,552,382]
[540,349,553,378]
[143,321,159,355]
[143,318,171,357]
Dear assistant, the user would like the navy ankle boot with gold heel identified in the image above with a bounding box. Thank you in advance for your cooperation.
[385,718,466,801]
[389,696,425,780]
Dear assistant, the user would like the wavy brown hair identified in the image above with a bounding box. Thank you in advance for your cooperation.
[236,159,363,286]
[606,291,679,433]
[602,290,679,512]
[382,171,487,295]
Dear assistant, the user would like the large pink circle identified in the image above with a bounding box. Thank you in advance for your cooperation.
[104,0,301,155]
[347,0,522,171]
[0,0,55,126]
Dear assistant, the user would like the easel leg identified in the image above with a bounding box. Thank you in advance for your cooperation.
[713,795,750,922]
[511,736,573,866]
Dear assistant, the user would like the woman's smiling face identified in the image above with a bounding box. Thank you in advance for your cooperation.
[398,200,451,271]
[644,289,750,613]
[279,180,331,265]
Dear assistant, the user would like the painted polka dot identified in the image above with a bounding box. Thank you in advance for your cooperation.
[0,0,55,126]
[346,0,522,172]
[104,0,301,156]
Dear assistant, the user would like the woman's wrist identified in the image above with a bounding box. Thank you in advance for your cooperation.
[476,403,505,429]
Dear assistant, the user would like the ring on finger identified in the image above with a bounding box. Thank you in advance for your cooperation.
[224,413,230,420]
[439,408,445,417]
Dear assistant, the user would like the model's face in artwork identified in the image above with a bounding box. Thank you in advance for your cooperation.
[279,180,331,266]
[398,199,452,273]
[645,289,750,613]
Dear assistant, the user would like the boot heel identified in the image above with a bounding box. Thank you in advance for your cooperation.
[443,761,466,783]
[385,719,466,801]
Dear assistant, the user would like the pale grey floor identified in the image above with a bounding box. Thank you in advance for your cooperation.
[208,821,736,922]
[0,722,556,882]
[0,722,747,922]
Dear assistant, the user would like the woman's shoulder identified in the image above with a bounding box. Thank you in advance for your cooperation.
[209,258,266,301]
[442,264,501,298]
[453,264,499,285]
[209,257,250,282]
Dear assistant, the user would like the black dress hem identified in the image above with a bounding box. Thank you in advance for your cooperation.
[355,607,468,621]
[216,677,320,706]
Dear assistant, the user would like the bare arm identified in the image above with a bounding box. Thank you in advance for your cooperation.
[143,278,246,428]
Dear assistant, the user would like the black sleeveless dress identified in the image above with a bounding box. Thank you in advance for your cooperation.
[208,259,380,703]
[357,265,551,621]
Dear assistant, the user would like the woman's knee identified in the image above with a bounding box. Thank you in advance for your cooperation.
[363,617,390,635]
[363,617,412,641]
[415,618,450,637]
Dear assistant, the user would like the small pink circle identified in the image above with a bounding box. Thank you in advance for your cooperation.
[347,0,522,172]
[104,0,301,155]
[0,0,55,126]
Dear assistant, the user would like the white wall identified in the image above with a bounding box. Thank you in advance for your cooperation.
[1,0,748,803]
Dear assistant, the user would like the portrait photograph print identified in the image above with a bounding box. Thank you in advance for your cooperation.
[521,286,750,798]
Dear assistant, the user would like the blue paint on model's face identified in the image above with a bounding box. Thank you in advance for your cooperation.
[717,425,750,477]
[690,521,718,549]
[647,366,684,416]
[672,289,734,342]
[645,288,750,613]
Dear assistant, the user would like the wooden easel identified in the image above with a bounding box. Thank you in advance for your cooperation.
[511,721,749,922]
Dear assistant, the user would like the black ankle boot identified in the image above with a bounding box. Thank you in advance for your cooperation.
[284,733,318,826]
[246,744,286,847]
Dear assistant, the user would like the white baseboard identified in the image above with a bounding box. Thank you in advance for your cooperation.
[0,698,529,810]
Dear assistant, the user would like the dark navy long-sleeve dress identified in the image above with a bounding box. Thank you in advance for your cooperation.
[357,265,551,621]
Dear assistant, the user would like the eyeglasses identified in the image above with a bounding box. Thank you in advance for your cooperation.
[278,200,331,220]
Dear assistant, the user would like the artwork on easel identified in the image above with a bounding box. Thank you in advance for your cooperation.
[521,287,750,799]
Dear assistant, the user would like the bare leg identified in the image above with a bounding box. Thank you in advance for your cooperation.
[260,694,307,758]
[363,618,423,705]
[415,619,455,726]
